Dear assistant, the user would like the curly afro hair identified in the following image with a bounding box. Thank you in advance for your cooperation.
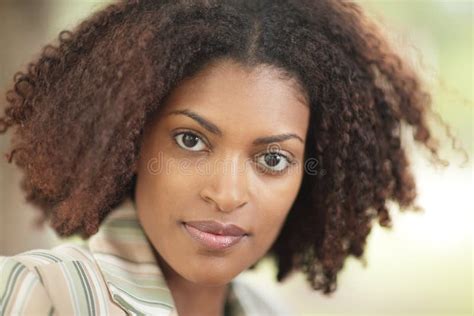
[0,0,464,295]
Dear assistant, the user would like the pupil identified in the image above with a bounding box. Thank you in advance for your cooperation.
[183,133,198,147]
[265,153,280,167]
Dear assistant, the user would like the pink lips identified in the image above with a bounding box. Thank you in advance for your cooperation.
[183,220,248,251]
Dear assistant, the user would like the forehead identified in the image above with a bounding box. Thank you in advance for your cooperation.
[159,59,310,139]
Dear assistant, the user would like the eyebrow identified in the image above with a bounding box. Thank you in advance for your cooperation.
[166,109,304,145]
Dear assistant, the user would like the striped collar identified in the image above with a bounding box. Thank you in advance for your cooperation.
[87,197,245,316]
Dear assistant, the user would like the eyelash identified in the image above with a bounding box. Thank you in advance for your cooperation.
[171,130,296,174]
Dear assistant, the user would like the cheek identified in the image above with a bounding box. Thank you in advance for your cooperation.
[255,166,303,215]
[136,150,200,229]
[140,149,199,193]
[251,175,302,247]
[256,195,293,235]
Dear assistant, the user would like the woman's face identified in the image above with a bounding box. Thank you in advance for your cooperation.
[135,58,310,286]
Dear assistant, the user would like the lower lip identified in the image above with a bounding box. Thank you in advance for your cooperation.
[183,223,246,251]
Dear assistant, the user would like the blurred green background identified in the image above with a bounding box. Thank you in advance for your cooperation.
[0,1,472,315]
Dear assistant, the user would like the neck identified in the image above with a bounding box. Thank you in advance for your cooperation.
[152,249,230,316]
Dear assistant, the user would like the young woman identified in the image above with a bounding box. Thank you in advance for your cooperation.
[0,0,461,315]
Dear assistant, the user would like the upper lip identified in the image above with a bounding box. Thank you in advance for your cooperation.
[184,220,248,236]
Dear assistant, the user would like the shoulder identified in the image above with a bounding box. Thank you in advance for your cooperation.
[0,253,54,315]
[1,243,110,315]
[3,242,94,266]
[1,242,97,280]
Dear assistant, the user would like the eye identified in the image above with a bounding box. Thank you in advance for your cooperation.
[256,152,294,174]
[173,131,208,152]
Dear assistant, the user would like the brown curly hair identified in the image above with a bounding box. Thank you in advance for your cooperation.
[0,0,466,295]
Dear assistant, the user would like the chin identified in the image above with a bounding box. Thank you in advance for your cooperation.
[183,267,237,287]
[189,276,233,287]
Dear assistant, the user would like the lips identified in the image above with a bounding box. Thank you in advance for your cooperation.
[182,220,249,251]
[183,220,248,236]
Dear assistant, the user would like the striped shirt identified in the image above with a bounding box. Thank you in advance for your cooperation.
[0,198,289,315]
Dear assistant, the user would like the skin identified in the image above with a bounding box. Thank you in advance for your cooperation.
[133,58,310,316]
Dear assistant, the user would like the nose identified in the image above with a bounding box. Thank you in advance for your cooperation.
[199,155,249,213]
